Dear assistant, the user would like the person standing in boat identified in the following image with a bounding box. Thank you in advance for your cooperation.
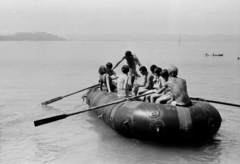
[113,51,142,87]
[98,65,116,93]
[106,62,118,80]
[134,66,154,96]
[155,66,192,106]
[117,65,130,98]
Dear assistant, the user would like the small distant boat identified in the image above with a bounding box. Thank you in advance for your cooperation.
[213,53,223,56]
[205,53,223,57]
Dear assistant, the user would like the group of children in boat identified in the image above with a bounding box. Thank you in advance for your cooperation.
[98,51,192,107]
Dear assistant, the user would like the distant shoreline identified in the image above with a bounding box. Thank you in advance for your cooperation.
[62,33,240,42]
[0,32,66,41]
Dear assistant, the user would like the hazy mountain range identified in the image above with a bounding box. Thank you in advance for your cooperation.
[0,32,66,41]
[62,33,240,42]
[0,32,239,41]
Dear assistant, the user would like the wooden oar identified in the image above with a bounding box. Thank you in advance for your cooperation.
[190,97,240,108]
[35,92,154,127]
[41,84,99,105]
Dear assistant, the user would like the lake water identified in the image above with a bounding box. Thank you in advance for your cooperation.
[0,41,240,164]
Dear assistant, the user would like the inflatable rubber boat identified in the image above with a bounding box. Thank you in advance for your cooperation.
[85,89,222,143]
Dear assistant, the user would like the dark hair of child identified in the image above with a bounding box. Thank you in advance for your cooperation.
[139,66,147,72]
[160,69,169,78]
[106,62,113,69]
[98,65,107,75]
[125,51,132,57]
[154,67,162,76]
[150,65,157,74]
[121,65,129,74]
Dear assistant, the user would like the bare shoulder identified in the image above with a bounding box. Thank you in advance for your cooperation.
[175,77,187,85]
[179,77,187,83]
[133,54,138,58]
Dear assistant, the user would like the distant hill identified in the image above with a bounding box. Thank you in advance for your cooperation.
[62,33,240,42]
[0,32,67,41]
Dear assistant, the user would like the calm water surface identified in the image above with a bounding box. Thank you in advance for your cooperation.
[0,41,240,164]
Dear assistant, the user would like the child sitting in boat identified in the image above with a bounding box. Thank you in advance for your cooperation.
[150,64,157,76]
[134,66,154,96]
[150,64,159,86]
[117,65,130,98]
[154,69,173,104]
[106,62,118,80]
[145,67,164,103]
[98,65,116,93]
[155,66,192,107]
[152,67,162,88]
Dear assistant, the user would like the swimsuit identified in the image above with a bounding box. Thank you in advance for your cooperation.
[117,74,128,98]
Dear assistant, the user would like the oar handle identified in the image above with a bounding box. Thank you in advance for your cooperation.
[36,99,127,127]
[41,84,100,105]
[34,114,68,126]
[62,84,99,98]
[190,97,240,108]
[207,100,240,107]
[41,96,63,105]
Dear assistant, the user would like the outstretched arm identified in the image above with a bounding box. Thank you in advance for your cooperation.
[113,57,125,70]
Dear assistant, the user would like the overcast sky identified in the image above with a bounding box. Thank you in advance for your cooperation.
[0,0,239,35]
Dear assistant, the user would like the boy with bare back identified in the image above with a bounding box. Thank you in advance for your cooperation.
[155,66,191,106]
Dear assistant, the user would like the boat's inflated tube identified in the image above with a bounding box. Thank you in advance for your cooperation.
[85,90,221,143]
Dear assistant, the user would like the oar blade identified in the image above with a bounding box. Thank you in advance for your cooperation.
[34,114,68,127]
[41,96,63,105]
